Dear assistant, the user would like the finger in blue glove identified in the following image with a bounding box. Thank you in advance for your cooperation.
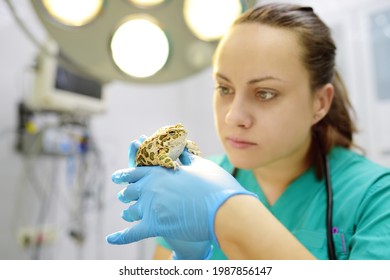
[128,135,147,168]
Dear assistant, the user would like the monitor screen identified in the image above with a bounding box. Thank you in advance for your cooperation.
[55,63,103,100]
[27,39,107,114]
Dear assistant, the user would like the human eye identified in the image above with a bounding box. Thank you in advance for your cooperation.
[255,89,277,101]
[215,85,233,96]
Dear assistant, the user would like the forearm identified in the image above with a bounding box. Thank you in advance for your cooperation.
[215,195,316,260]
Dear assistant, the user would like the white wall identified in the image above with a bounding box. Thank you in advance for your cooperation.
[1,0,389,259]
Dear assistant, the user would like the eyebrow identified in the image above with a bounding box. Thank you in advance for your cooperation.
[214,73,284,84]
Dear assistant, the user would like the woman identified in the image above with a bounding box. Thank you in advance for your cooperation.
[107,3,390,259]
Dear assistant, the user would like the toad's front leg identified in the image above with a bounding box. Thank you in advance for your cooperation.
[158,149,180,170]
[185,140,202,156]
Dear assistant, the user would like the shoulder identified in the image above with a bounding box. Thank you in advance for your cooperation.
[329,146,390,220]
[330,146,390,223]
[330,146,390,185]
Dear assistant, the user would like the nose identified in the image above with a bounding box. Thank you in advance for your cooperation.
[225,95,253,128]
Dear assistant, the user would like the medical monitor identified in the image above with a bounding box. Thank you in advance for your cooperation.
[27,39,106,114]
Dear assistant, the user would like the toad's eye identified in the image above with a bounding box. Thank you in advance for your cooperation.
[215,86,232,96]
[169,131,176,135]
[256,90,276,101]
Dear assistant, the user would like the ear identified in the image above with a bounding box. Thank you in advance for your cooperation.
[312,83,334,125]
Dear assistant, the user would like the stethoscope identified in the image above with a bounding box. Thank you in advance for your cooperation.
[231,153,336,260]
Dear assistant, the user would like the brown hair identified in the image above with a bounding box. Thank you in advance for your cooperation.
[234,3,358,178]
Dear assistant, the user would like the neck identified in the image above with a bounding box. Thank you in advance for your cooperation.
[253,140,312,205]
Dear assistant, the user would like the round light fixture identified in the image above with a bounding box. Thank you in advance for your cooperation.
[110,16,170,78]
[41,0,104,27]
[183,0,243,41]
[30,0,256,84]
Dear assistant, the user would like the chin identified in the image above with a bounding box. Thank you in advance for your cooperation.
[226,153,259,170]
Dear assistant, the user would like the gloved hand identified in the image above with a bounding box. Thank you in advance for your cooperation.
[106,138,257,259]
[122,135,214,260]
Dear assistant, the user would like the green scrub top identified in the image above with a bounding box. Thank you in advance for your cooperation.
[156,146,390,259]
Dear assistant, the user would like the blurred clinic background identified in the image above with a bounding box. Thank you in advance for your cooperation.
[0,0,389,259]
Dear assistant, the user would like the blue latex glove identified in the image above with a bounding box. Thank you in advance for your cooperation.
[106,137,257,259]
[106,152,257,248]
[122,136,213,259]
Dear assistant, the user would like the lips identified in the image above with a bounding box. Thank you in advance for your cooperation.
[226,137,257,149]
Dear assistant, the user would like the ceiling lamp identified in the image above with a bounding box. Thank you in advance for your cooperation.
[30,0,256,84]
[184,0,243,41]
[110,16,169,78]
[41,0,104,27]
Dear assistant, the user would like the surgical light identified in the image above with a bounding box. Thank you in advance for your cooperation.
[110,17,169,78]
[184,0,243,41]
[41,0,104,27]
[29,0,256,84]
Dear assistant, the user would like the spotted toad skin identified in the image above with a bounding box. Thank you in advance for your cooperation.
[135,124,201,170]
